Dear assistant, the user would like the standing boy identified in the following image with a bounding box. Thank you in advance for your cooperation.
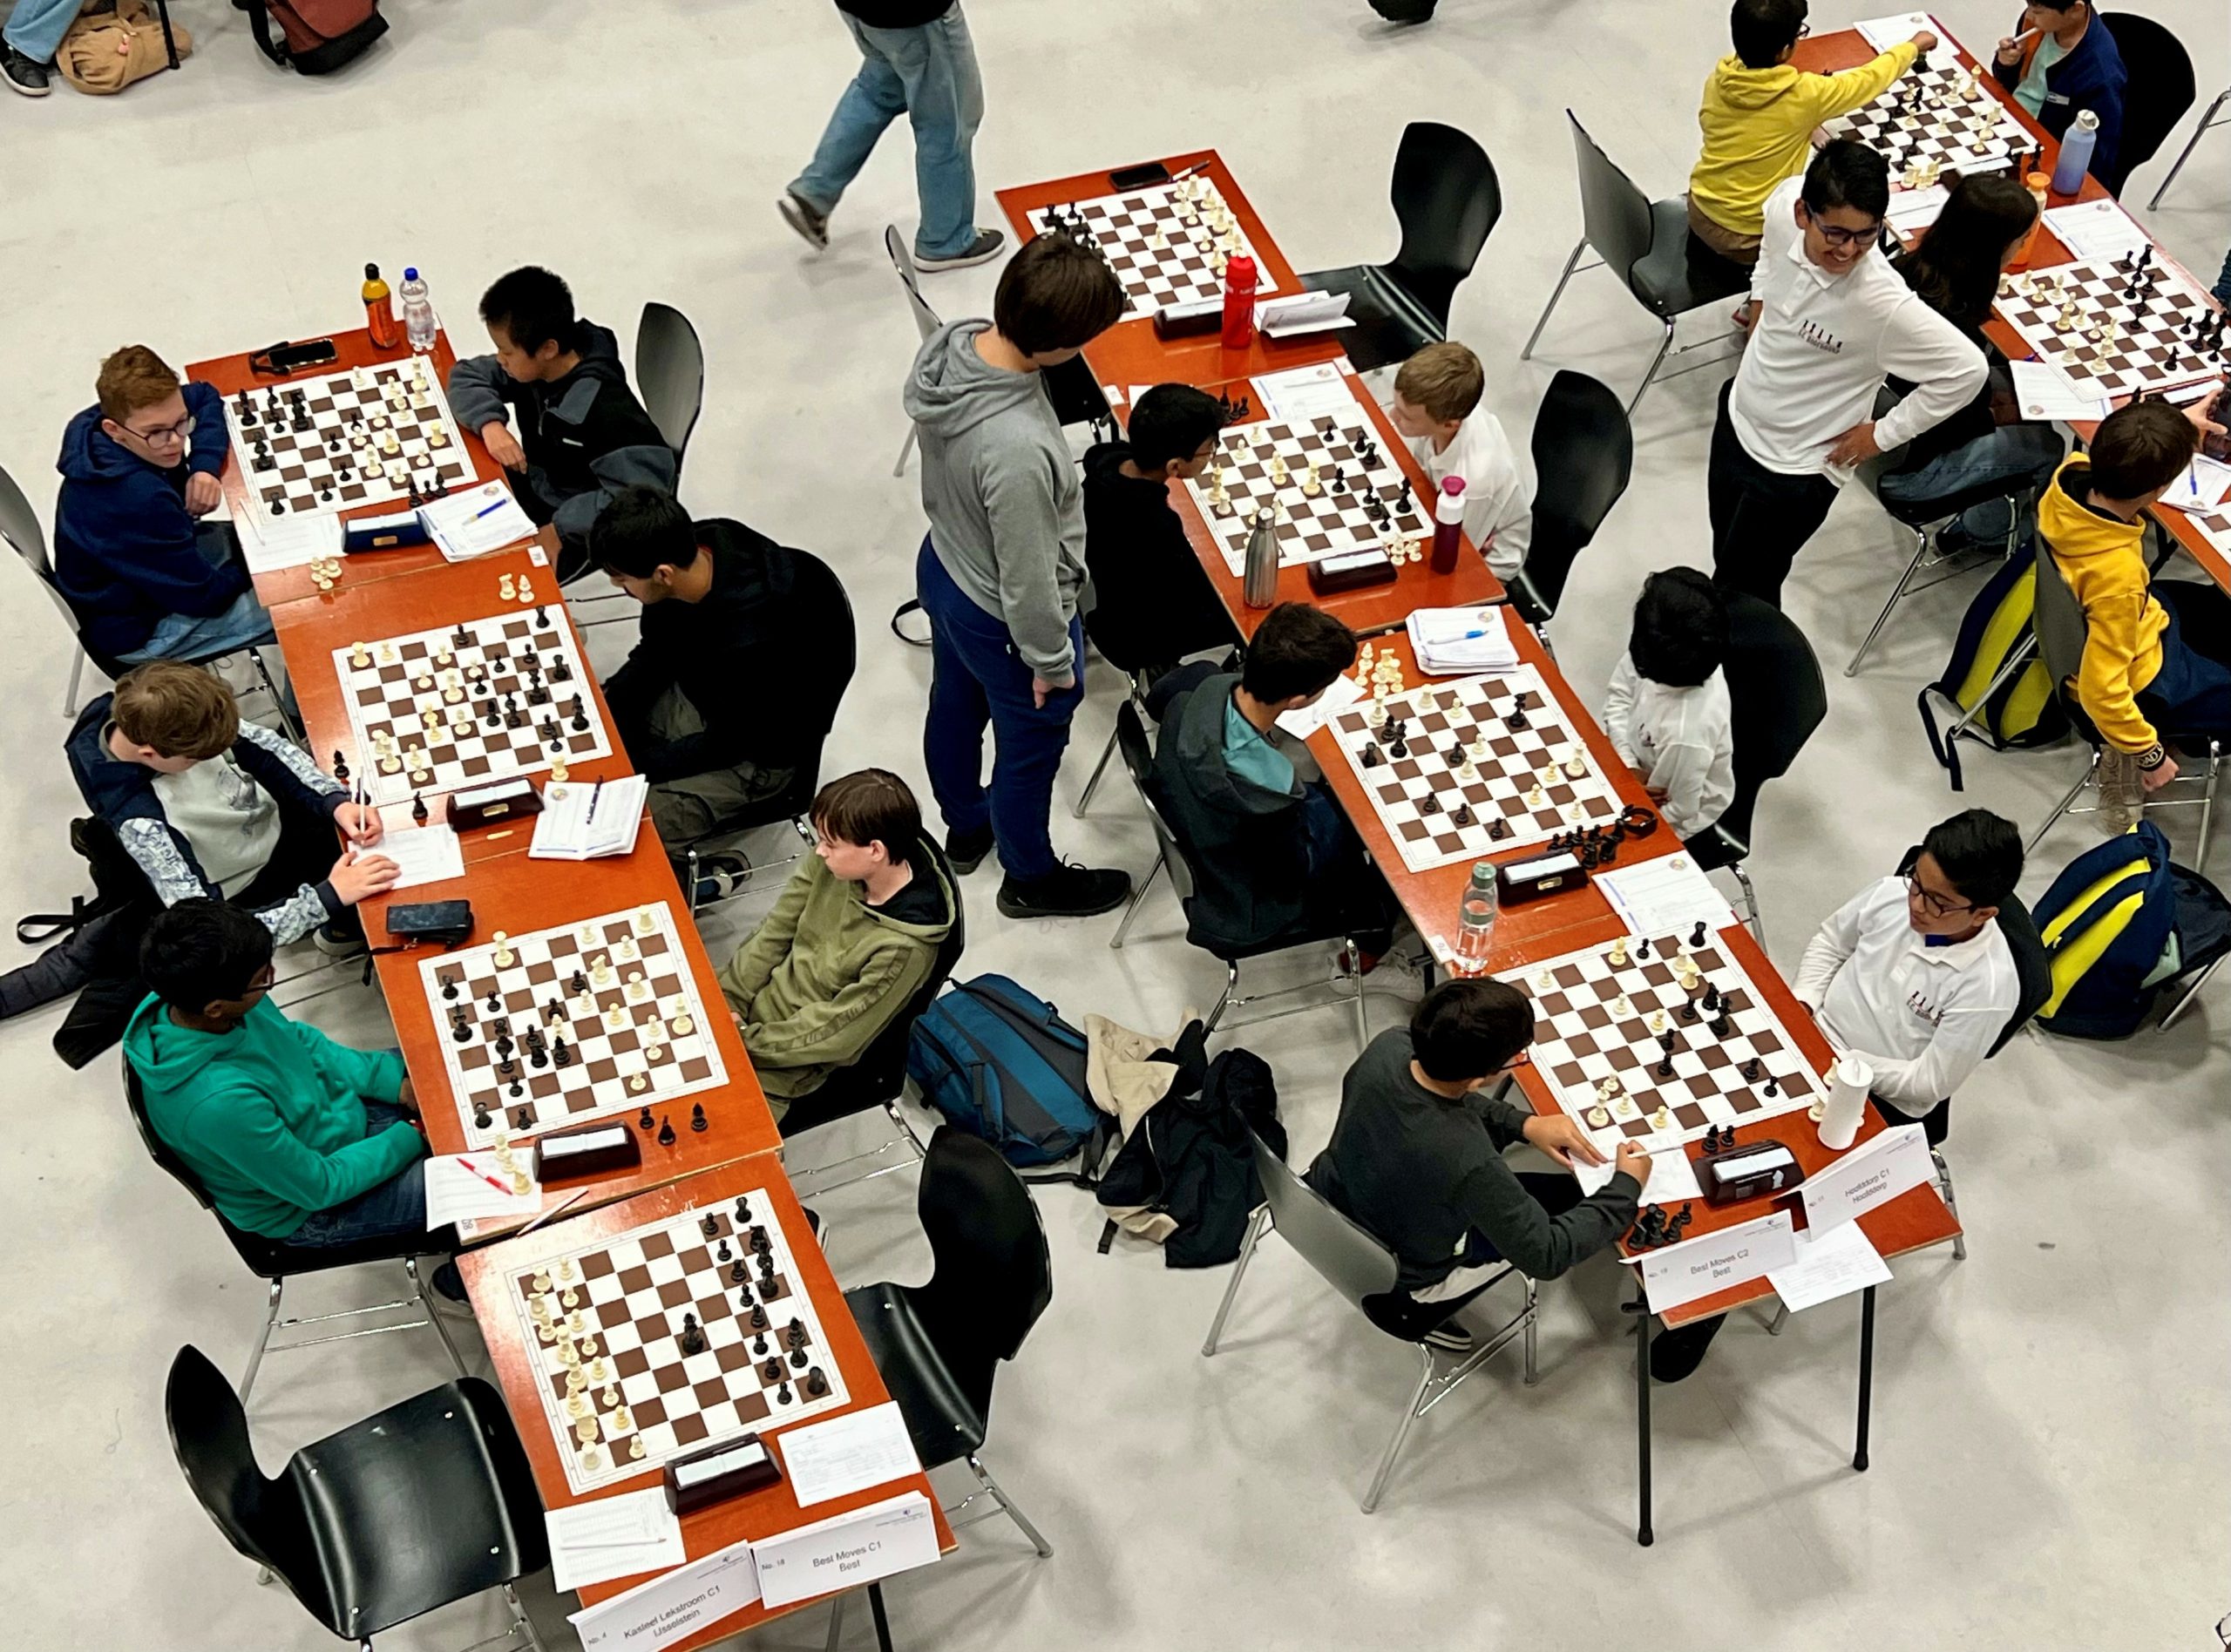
[905,233,1129,919]
[1387,342,1532,579]
[1991,2,2126,190]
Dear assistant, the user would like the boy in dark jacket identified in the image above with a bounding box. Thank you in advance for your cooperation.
[1151,602,1393,956]
[1991,1,2126,188]
[52,345,275,664]
[448,267,677,577]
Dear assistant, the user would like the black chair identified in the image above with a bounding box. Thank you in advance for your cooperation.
[1299,122,1502,373]
[1684,593,1828,951]
[2146,81,2229,209]
[126,1067,465,1405]
[2100,13,2196,197]
[842,1128,1054,1558]
[1522,112,1752,414]
[166,1344,548,1649]
[634,301,705,487]
[1508,370,1633,626]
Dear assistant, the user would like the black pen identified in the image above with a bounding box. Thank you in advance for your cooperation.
[585,778,603,825]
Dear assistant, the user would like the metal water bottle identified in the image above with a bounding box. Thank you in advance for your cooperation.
[1431,475,1468,574]
[2050,111,2099,196]
[1243,508,1278,607]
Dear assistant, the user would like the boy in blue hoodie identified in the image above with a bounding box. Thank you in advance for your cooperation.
[52,346,275,665]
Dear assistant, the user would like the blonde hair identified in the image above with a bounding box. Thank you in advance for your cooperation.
[112,663,239,761]
[96,346,184,423]
[1394,342,1484,425]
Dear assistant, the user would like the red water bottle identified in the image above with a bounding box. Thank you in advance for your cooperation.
[1220,254,1258,349]
[1431,475,1467,573]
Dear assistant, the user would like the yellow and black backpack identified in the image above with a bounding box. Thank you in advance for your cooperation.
[2032,822,2231,1039]
[1918,554,2068,790]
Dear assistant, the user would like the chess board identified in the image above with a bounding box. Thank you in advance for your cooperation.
[1503,927,1825,1158]
[1027,178,1277,319]
[1326,666,1622,871]
[1996,259,2227,401]
[329,609,610,806]
[1821,60,2029,185]
[1184,413,1430,575]
[419,902,728,1150]
[223,356,475,519]
[503,1189,849,1494]
[2171,501,2231,560]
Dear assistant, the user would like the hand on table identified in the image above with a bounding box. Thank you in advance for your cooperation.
[1522,1112,1608,1171]
[184,472,223,518]
[335,800,384,846]
[2142,755,2181,792]
[1613,1141,1654,1188]
[328,848,400,905]
[480,422,526,471]
[1826,420,1882,470]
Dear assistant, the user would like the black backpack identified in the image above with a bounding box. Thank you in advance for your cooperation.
[241,0,387,75]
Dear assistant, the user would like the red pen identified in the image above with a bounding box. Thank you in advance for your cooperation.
[455,1155,510,1195]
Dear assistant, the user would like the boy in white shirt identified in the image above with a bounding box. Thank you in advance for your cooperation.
[1387,342,1531,579]
[1604,568,1734,841]
[1793,809,2024,1142]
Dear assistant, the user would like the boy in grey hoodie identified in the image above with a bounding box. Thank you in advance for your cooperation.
[903,233,1132,920]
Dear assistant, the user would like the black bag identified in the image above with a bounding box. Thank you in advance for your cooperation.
[6,819,159,1066]
[1095,1039,1284,1269]
[241,0,387,75]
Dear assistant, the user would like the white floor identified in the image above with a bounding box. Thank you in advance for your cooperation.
[3,2,2228,1647]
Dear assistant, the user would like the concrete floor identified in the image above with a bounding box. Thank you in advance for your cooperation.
[3,1,2227,1647]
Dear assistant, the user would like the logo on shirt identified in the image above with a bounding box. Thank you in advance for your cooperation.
[1796,319,1845,356]
[1905,989,1947,1029]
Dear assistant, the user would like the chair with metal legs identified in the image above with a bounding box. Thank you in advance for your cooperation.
[1073,669,1150,820]
[1203,1129,1537,1513]
[1847,466,2048,678]
[2099,12,2197,198]
[885,227,944,477]
[2148,85,2230,208]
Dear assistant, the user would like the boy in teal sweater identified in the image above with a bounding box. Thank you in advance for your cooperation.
[125,900,444,1258]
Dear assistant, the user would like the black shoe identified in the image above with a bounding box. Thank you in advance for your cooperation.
[945,825,995,876]
[1421,1320,1475,1352]
[2,44,51,97]
[1647,1313,1726,1384]
[803,1207,831,1251]
[996,864,1132,919]
[778,190,831,252]
[430,1261,468,1303]
[914,229,1006,272]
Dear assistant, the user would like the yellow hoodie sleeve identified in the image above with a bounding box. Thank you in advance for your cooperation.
[2076,588,2163,756]
[1796,42,1919,125]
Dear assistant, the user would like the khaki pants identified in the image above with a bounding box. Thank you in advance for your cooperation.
[1685,194,1763,266]
[641,686,794,844]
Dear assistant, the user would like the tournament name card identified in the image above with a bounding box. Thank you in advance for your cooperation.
[1798,1122,1935,1236]
[1632,1209,1797,1315]
[568,1532,759,1652]
[752,1490,940,1610]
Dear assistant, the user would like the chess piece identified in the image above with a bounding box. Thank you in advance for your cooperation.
[638,1107,654,1131]
[1689,920,1708,950]
[678,1313,707,1357]
[690,1102,708,1133]
[657,1114,677,1147]
[410,792,428,825]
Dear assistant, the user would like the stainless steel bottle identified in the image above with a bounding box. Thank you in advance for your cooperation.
[1243,509,1278,608]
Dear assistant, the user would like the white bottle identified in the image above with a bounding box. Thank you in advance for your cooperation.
[399,267,437,354]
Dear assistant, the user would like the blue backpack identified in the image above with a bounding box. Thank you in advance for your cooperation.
[906,975,1106,1168]
[2031,823,2231,1039]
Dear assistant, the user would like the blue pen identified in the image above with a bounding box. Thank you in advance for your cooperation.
[471,498,505,520]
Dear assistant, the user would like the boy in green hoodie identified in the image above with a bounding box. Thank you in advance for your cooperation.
[718,769,955,1118]
[1686,0,1934,264]
[125,900,438,1253]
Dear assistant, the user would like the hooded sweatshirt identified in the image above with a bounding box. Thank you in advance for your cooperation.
[1079,440,1239,673]
[903,320,1087,687]
[1151,671,1312,947]
[1990,10,2126,186]
[718,838,955,1109]
[1688,43,1921,238]
[52,380,246,658]
[125,992,417,1239]
[448,320,679,543]
[2038,454,2168,762]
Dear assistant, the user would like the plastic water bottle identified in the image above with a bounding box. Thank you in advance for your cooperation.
[1455,862,1500,972]
[1431,475,1467,574]
[399,267,437,354]
[2049,111,2099,197]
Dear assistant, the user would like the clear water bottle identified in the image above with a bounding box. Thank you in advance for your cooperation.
[1455,861,1499,972]
[399,267,437,354]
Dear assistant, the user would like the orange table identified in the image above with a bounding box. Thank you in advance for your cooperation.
[458,1165,955,1649]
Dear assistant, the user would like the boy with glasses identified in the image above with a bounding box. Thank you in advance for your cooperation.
[1709,141,1986,606]
[53,346,275,665]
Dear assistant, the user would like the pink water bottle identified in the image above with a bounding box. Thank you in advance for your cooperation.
[1221,255,1258,349]
[1431,475,1467,573]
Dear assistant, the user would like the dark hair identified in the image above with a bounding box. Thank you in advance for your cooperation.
[810,768,921,862]
[993,234,1126,356]
[1412,979,1535,1082]
[478,266,575,356]
[1730,0,1807,68]
[1240,603,1357,701]
[1922,809,2023,911]
[1627,566,1728,687]
[2087,400,2200,498]
[1128,384,1226,471]
[1896,172,2038,328]
[590,486,699,579]
[140,899,273,1012]
[1801,139,1890,224]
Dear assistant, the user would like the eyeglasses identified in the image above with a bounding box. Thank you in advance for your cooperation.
[1904,872,1975,918]
[125,413,197,445]
[1813,220,1884,249]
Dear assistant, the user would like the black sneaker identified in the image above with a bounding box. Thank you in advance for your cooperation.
[914,229,1007,272]
[690,852,751,905]
[803,1207,831,1251]
[2,44,51,97]
[1647,1314,1726,1384]
[944,825,995,876]
[1421,1320,1475,1352]
[778,190,831,252]
[996,864,1132,919]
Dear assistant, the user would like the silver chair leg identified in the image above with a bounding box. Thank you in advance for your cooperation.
[1203,1205,1270,1356]
[1932,1148,1966,1263]
[684,843,703,917]
[1766,1302,1791,1336]
[1360,1347,1436,1514]
[1847,527,1930,677]
[1730,861,1764,954]
[2148,86,2229,211]
[824,1592,846,1652]
[2027,755,2099,856]
[2194,741,2221,876]
[240,1278,283,1405]
[1626,319,1677,417]
[1347,945,1370,1054]
[64,651,86,716]
[503,1582,546,1652]
[891,424,917,480]
[1203,960,1240,1033]
[405,1255,471,1378]
[1521,1276,1539,1385]
[1520,238,1587,361]
[1074,723,1120,818]
[248,647,302,745]
[1936,634,2038,752]
[965,1453,1053,1558]
[2160,951,2229,1032]
[1108,852,1163,950]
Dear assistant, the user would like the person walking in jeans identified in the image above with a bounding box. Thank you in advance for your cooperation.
[903,234,1129,919]
[779,2,1003,272]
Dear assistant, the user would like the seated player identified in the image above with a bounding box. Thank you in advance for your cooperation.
[67,662,396,951]
[1793,809,2024,1140]
[591,487,832,849]
[448,267,677,577]
[1150,602,1395,959]
[52,345,275,666]
[126,899,454,1272]
[717,770,956,1119]
[1603,567,1734,842]
[1307,979,1647,1349]
[1686,0,1933,265]
[1386,342,1531,579]
[2039,396,2231,831]
[1080,383,1243,678]
[1992,2,2126,190]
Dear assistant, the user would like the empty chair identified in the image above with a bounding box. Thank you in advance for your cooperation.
[1300,122,1502,373]
[166,1345,549,1649]
[1522,112,1752,414]
[634,301,705,484]
[1508,370,1633,626]
[885,227,942,477]
[1201,1130,1536,1513]
[2146,83,2230,209]
[2099,13,2196,197]
[1845,464,2046,678]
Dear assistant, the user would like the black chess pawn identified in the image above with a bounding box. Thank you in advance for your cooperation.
[1764,1076,1780,1098]
[749,1304,770,1332]
[786,1316,807,1347]
[702,1214,721,1238]
[1739,1058,1762,1083]
[776,1382,794,1405]
[1488,817,1508,840]
[716,1237,732,1262]
[1678,995,1699,1023]
[734,1195,752,1225]
[1634,937,1651,959]
[731,1262,749,1286]
[473,1106,492,1130]
[1701,983,1721,1013]
[1418,793,1441,816]
[1387,737,1408,760]
[762,1357,785,1384]
[485,987,500,1012]
[1689,921,1708,949]
[690,1103,709,1133]
[657,1114,677,1147]
[513,1105,532,1131]
[790,1346,810,1370]
[439,975,458,1001]
[1708,1011,1733,1039]
[1360,741,1383,768]
[410,792,428,825]
[567,694,587,731]
[804,1365,830,1398]
[678,1313,707,1357]
[552,1036,572,1067]
[1448,803,1475,828]
[752,1332,770,1358]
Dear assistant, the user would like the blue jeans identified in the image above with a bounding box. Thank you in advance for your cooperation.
[789,4,985,259]
[1877,420,2067,544]
[282,1104,431,1249]
[917,536,1082,884]
[3,0,84,60]
[117,523,277,665]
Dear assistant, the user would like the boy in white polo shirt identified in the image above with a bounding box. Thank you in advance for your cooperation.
[1387,342,1531,579]
[1793,808,2024,1144]
[1711,141,1985,607]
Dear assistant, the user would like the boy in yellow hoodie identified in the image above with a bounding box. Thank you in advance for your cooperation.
[1687,0,1935,264]
[2040,396,2231,831]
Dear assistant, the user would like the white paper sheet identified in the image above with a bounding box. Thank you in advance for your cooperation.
[1595,855,1738,938]
[2162,456,2231,514]
[2009,358,2112,423]
[1636,1209,1797,1314]
[1406,604,1521,675]
[1855,12,1952,68]
[234,508,343,573]
[1637,1147,1704,1206]
[752,1491,941,1610]
[424,1151,541,1229]
[1251,362,1358,425]
[422,479,539,561]
[363,824,464,890]
[570,1536,759,1651]
[1277,670,1362,740]
[1766,1219,1893,1312]
[2041,198,2154,262]
[546,1487,688,1594]
[776,1403,924,1507]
